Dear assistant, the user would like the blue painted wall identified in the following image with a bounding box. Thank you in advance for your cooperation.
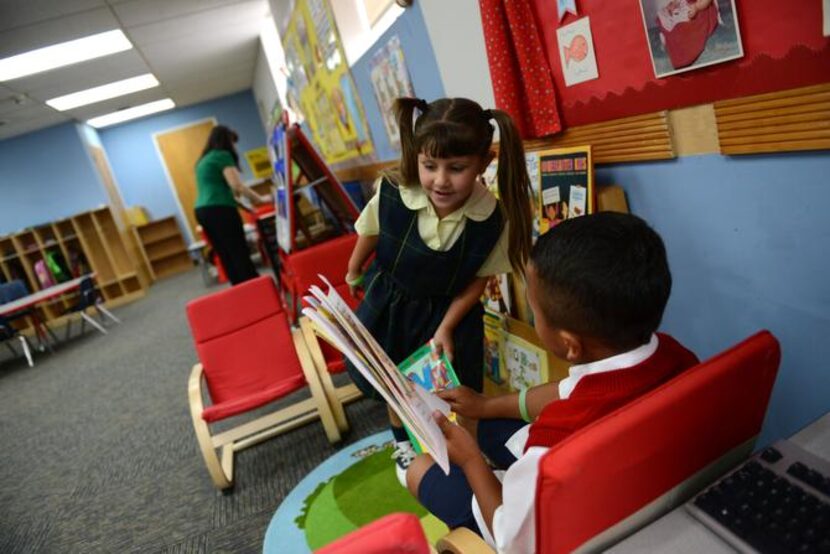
[98,90,266,236]
[0,123,107,235]
[597,152,830,446]
[350,4,445,163]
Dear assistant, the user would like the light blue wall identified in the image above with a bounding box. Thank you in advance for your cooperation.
[98,90,266,236]
[597,152,830,446]
[0,123,108,235]
[350,4,445,162]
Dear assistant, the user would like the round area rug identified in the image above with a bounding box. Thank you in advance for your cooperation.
[263,431,448,553]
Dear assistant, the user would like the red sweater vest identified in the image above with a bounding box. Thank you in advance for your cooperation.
[525,333,698,451]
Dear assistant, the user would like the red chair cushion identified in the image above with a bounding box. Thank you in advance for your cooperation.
[186,276,308,422]
[315,513,431,554]
[534,331,780,553]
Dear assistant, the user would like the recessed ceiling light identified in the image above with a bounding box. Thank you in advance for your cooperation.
[46,74,160,111]
[0,30,133,81]
[87,98,175,128]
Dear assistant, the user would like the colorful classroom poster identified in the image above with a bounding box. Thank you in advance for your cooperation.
[244,147,274,179]
[538,146,593,235]
[557,17,599,86]
[369,35,415,150]
[281,0,373,163]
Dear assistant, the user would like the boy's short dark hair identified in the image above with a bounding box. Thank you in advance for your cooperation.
[530,212,671,350]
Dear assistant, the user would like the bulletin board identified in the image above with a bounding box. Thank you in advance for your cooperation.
[530,0,830,127]
[282,0,374,163]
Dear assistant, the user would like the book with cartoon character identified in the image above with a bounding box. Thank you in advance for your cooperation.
[397,340,461,454]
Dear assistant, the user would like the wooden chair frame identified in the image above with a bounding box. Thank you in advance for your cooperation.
[298,316,362,432]
[188,326,342,490]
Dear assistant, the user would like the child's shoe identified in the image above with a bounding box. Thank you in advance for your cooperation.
[391,441,416,487]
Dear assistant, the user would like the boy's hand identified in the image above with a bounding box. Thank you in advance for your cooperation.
[432,326,454,362]
[438,386,488,419]
[433,411,481,468]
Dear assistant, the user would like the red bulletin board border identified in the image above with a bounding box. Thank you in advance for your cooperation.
[530,0,830,128]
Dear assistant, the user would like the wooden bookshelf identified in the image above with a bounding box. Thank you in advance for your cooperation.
[133,217,192,280]
[0,206,147,330]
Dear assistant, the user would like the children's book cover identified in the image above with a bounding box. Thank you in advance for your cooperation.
[398,341,460,454]
[538,145,593,236]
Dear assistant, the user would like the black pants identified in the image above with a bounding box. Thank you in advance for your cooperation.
[195,206,258,285]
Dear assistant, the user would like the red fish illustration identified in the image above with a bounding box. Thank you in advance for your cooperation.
[563,34,588,66]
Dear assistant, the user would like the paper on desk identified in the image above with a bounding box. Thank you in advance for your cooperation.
[302,276,451,474]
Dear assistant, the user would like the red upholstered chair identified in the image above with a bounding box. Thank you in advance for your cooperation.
[315,513,434,554]
[186,276,342,490]
[281,234,364,432]
[437,330,781,553]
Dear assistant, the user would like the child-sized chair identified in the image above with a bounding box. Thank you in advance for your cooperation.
[186,276,344,490]
[436,330,781,553]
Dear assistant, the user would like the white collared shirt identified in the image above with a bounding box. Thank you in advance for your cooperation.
[472,334,660,553]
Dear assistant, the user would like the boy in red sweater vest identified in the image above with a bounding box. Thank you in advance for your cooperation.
[405,212,698,553]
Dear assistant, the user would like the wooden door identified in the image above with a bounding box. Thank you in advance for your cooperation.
[155,120,214,239]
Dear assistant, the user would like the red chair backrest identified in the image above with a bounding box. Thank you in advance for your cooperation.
[535,331,781,553]
[186,276,304,405]
[285,234,358,297]
[315,513,431,554]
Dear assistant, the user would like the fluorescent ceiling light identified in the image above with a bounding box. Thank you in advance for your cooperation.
[46,74,159,111]
[0,30,133,81]
[87,98,175,128]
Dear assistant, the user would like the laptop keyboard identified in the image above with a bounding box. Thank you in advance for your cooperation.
[686,439,830,553]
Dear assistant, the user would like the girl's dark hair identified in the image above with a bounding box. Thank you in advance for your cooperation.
[530,212,672,351]
[200,125,239,167]
[391,97,533,274]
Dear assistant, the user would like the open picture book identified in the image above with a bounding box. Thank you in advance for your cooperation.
[301,276,453,474]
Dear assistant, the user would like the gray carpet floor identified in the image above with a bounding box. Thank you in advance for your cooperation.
[0,269,387,553]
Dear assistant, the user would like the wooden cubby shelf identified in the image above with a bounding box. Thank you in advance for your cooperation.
[0,206,147,329]
[133,216,193,280]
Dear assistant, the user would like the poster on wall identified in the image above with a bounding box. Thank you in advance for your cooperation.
[639,0,744,78]
[824,0,830,37]
[281,0,373,164]
[538,146,593,236]
[556,17,599,86]
[369,35,416,149]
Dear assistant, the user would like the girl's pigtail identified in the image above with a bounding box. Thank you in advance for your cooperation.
[491,109,533,275]
[393,98,426,186]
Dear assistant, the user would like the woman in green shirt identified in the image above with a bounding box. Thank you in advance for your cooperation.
[194,125,271,285]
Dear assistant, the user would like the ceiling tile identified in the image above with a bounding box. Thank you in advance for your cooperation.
[124,1,266,46]
[0,7,119,59]
[5,50,151,102]
[66,87,171,122]
[0,109,70,141]
[111,0,262,28]
[0,0,106,33]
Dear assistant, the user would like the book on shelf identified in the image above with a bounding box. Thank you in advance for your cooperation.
[302,276,453,474]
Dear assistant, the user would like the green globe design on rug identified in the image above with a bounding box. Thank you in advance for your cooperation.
[263,431,448,553]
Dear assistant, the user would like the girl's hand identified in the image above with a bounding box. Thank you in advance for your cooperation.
[432,326,454,362]
[433,411,481,467]
[438,386,488,419]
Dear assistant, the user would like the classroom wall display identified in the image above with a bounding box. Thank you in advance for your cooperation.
[369,35,416,150]
[529,0,830,127]
[538,146,594,235]
[244,147,274,179]
[557,17,599,86]
[281,0,374,164]
[640,0,743,78]
[824,0,830,37]
[557,0,578,21]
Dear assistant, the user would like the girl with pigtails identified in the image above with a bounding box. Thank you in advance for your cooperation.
[344,97,534,484]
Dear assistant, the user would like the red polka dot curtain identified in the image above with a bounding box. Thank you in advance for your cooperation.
[479,0,562,138]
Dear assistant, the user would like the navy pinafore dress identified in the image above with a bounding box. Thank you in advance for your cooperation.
[346,178,503,396]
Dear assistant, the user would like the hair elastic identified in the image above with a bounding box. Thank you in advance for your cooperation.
[519,388,532,423]
[345,273,364,287]
[415,98,429,112]
[482,108,494,120]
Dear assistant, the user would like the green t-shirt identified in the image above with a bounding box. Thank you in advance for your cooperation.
[194,149,238,209]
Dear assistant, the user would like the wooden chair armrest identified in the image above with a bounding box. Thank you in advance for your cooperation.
[436,528,495,554]
[187,363,206,414]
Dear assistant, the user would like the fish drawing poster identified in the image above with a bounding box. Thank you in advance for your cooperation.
[556,17,599,86]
